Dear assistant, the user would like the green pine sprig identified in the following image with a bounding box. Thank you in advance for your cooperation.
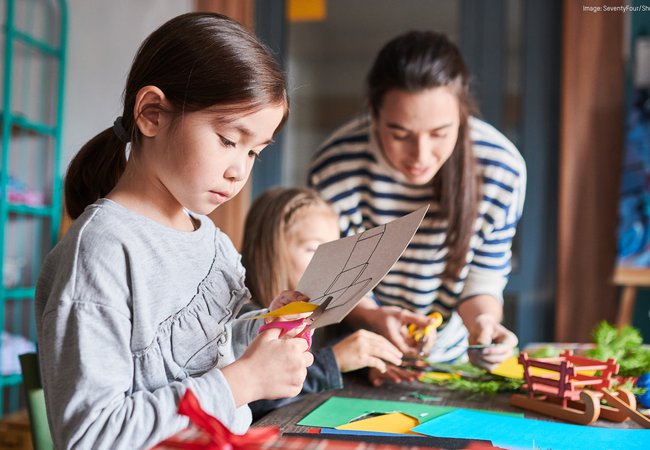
[584,321,650,377]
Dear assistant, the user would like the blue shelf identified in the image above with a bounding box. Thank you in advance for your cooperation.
[14,29,61,56]
[0,113,57,136]
[3,287,36,300]
[8,203,55,217]
[0,0,68,415]
[0,374,22,387]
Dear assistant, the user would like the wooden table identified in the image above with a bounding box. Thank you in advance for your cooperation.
[254,372,642,432]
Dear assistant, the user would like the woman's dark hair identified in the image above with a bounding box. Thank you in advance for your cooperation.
[366,30,480,281]
[65,12,288,219]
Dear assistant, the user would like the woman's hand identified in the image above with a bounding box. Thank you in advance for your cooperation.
[222,327,314,405]
[362,306,439,356]
[332,329,403,373]
[466,313,518,371]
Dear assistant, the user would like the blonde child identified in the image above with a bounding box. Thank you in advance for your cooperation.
[35,13,313,449]
[241,187,403,418]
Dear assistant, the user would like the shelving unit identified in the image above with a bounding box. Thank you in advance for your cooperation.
[0,0,66,414]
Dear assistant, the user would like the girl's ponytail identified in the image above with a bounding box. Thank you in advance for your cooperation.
[64,128,127,219]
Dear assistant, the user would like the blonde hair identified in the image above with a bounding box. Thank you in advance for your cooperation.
[242,187,337,308]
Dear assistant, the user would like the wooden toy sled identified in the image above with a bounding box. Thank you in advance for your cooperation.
[510,350,641,425]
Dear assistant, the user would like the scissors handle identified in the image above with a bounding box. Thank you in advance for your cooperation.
[258,319,313,349]
[408,312,443,340]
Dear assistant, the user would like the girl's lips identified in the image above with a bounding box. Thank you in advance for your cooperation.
[209,191,230,203]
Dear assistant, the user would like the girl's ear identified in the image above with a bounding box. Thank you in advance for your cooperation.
[133,86,169,137]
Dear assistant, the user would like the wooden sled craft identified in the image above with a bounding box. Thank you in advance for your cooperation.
[510,350,638,425]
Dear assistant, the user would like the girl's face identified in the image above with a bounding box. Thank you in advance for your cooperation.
[375,86,460,185]
[155,104,285,216]
[285,205,340,283]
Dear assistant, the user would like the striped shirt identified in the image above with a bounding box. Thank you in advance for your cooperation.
[309,115,526,362]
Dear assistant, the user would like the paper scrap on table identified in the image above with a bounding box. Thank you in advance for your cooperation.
[411,408,650,450]
[297,396,453,428]
[490,355,595,379]
[297,396,522,430]
[419,372,458,382]
[247,301,318,319]
[335,412,421,435]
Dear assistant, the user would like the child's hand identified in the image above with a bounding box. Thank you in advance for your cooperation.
[367,365,421,387]
[265,290,312,339]
[269,290,310,312]
[223,327,314,405]
[332,329,403,373]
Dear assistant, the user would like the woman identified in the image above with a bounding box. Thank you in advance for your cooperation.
[309,30,526,383]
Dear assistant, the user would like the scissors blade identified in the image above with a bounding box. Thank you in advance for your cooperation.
[307,295,333,324]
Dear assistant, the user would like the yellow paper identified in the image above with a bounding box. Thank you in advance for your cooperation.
[335,412,421,435]
[491,355,597,379]
[419,371,458,382]
[245,301,318,320]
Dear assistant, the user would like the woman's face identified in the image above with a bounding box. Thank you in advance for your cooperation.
[285,205,340,284]
[375,86,460,185]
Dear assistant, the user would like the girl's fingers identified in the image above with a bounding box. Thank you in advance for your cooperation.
[390,331,415,355]
[367,333,403,357]
[369,370,385,387]
[365,356,388,373]
[368,342,403,366]
[258,327,282,340]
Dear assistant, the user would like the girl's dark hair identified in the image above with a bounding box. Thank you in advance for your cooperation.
[65,12,288,219]
[367,30,480,281]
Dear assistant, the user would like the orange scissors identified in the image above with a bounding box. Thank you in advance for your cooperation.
[407,311,443,356]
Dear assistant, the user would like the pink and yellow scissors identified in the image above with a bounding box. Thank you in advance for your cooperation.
[257,296,333,349]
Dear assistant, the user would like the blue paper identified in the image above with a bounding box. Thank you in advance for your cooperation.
[412,409,650,450]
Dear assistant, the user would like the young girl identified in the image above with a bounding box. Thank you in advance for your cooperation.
[35,13,313,449]
[241,187,403,418]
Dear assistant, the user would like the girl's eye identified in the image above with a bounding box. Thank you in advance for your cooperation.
[220,136,236,148]
[248,150,261,161]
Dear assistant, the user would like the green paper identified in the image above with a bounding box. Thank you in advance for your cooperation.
[297,396,522,429]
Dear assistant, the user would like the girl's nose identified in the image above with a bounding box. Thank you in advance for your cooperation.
[224,157,247,182]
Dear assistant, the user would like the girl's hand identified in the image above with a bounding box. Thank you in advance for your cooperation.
[367,364,421,387]
[265,290,312,338]
[223,327,314,405]
[332,329,403,373]
[268,289,310,312]
[363,306,439,356]
[467,314,518,371]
